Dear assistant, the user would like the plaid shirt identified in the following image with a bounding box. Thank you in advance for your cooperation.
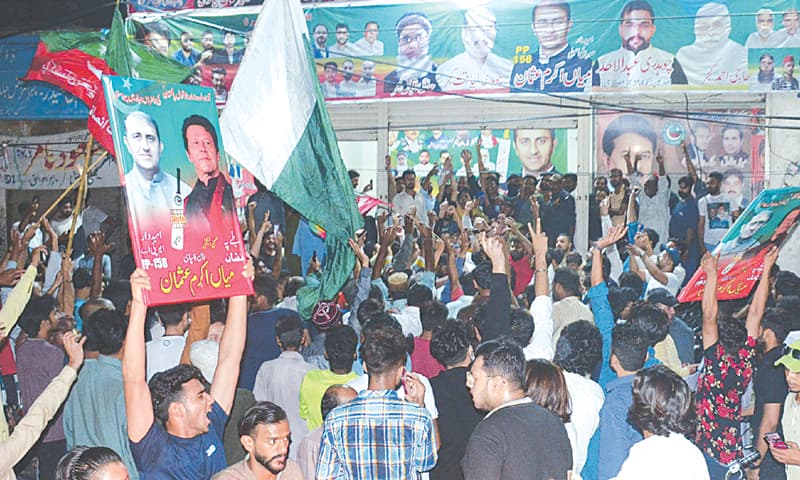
[316,389,437,479]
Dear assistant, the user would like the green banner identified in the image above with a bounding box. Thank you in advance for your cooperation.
[125,1,800,103]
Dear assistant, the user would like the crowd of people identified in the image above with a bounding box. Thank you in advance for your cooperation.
[0,137,799,480]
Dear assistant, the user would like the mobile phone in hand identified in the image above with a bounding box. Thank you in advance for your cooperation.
[765,432,789,449]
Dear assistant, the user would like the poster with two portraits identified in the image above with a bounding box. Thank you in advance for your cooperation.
[103,76,253,306]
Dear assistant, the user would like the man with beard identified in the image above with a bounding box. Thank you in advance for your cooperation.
[669,176,699,275]
[436,7,512,92]
[212,402,303,479]
[337,60,358,97]
[355,60,376,97]
[745,8,779,49]
[173,31,201,67]
[383,12,441,95]
[697,171,731,254]
[311,24,329,59]
[593,0,687,88]
[329,23,356,58]
[675,2,748,86]
[607,168,629,226]
[511,1,592,93]
[539,174,575,247]
[199,30,216,66]
[211,68,228,106]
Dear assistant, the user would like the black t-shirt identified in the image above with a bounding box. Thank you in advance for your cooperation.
[429,367,484,480]
[752,346,788,479]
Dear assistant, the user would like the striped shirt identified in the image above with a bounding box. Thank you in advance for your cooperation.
[316,389,437,479]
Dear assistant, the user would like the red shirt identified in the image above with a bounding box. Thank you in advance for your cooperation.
[411,337,445,379]
[509,255,533,296]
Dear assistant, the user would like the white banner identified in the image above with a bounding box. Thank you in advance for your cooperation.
[0,130,120,190]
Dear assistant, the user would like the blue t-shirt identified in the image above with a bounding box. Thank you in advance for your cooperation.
[130,401,228,479]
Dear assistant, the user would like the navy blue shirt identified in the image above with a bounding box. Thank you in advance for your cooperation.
[238,308,299,390]
[669,196,699,241]
[540,190,575,246]
[130,402,228,479]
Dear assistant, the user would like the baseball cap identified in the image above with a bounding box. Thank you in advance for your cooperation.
[775,340,800,372]
[660,245,681,266]
[646,288,678,307]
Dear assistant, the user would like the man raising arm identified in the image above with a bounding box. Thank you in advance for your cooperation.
[124,262,252,479]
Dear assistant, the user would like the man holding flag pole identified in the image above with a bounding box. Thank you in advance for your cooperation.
[220,0,363,320]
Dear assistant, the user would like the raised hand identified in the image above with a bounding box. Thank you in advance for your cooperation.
[348,237,369,267]
[763,245,779,270]
[700,251,719,277]
[527,218,548,257]
[130,268,151,305]
[63,331,87,371]
[88,232,114,258]
[597,224,627,250]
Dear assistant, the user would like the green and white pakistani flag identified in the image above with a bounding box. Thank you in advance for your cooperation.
[219,0,363,319]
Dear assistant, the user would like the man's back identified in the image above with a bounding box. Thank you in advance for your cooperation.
[239,308,295,389]
[317,389,436,480]
[462,401,572,480]
[430,367,483,480]
[552,296,594,345]
[63,355,138,478]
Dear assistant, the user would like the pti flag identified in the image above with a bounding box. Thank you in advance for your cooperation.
[23,7,189,153]
[220,0,363,319]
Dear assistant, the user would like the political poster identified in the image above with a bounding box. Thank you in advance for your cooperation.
[677,187,800,302]
[388,128,574,184]
[123,1,800,104]
[103,75,253,306]
[594,109,765,212]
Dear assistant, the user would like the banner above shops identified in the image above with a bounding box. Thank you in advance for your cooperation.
[123,1,800,104]
[0,130,120,190]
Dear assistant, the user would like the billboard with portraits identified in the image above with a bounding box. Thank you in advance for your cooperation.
[594,109,766,212]
[103,75,253,306]
[124,1,800,104]
[387,127,576,184]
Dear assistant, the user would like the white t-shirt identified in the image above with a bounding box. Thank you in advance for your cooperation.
[645,271,681,297]
[564,372,604,479]
[613,432,709,480]
[698,193,732,247]
[145,335,186,381]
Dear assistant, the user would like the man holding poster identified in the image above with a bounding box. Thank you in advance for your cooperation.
[123,111,190,225]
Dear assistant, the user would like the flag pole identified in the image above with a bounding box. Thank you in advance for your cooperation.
[36,150,108,226]
[66,136,94,254]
